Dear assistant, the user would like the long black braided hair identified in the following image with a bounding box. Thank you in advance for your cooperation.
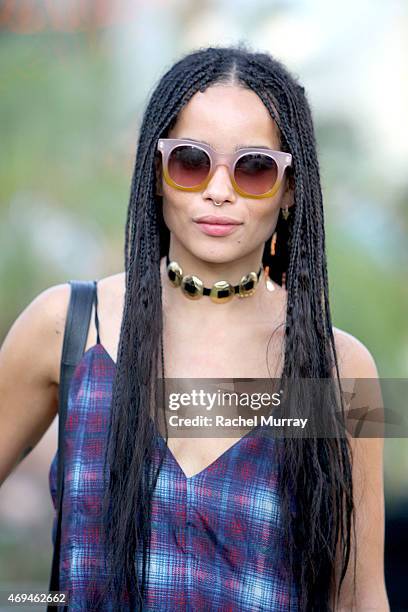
[95,43,355,611]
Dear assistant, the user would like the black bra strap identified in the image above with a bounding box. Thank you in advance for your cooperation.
[93,280,101,345]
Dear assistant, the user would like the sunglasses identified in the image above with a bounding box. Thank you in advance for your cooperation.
[157,138,293,199]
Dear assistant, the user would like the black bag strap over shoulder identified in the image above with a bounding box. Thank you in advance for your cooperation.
[47,280,96,610]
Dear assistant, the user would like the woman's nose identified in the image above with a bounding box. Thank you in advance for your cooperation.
[202,164,236,203]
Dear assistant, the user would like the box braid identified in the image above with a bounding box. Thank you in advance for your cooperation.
[97,43,355,611]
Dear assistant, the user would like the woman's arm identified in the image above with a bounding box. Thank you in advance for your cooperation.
[333,330,389,611]
[0,283,70,485]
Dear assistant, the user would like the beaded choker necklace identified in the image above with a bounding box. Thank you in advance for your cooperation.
[165,254,263,303]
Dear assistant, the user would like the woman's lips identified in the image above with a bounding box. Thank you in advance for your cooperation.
[194,222,242,237]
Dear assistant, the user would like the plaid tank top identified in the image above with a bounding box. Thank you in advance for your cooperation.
[48,284,299,611]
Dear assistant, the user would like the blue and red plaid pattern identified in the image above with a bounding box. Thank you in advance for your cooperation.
[49,343,299,611]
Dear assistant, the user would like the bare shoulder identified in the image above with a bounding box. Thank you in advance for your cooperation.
[331,332,388,608]
[4,282,73,385]
[1,272,126,386]
[96,270,126,305]
[332,326,379,379]
[47,272,125,378]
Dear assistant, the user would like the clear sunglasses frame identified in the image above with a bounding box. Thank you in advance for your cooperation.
[156,138,293,199]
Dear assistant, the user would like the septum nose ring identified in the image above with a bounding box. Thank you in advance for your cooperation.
[213,201,222,206]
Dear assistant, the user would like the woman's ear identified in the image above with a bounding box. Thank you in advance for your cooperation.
[281,173,295,210]
[154,155,163,197]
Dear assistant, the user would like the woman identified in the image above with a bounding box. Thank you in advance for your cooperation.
[0,44,389,611]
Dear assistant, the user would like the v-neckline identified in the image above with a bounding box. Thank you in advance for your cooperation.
[155,426,260,481]
[85,343,262,481]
